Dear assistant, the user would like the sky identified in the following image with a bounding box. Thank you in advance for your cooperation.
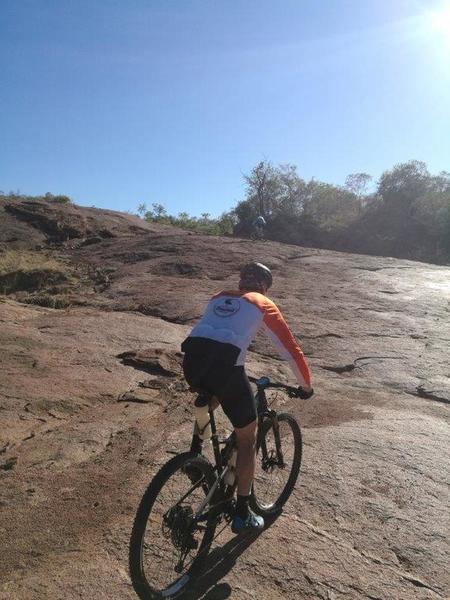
[1,0,449,217]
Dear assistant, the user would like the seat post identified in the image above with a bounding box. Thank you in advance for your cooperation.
[208,402,217,436]
[207,401,224,469]
[190,432,203,455]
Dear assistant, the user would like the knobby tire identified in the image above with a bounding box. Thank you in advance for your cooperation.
[251,412,302,516]
[129,452,217,600]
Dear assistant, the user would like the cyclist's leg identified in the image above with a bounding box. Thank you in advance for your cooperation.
[185,358,260,500]
[234,420,257,496]
[216,367,257,488]
[216,368,264,531]
[232,420,264,531]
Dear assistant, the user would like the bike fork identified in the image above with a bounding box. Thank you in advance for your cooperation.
[260,413,285,467]
[272,415,286,466]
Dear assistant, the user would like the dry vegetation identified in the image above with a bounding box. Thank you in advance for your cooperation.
[0,250,62,275]
[0,250,70,295]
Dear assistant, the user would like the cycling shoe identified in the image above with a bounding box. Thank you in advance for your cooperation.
[231,509,264,534]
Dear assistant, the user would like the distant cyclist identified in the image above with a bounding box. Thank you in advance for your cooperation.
[251,215,267,240]
[181,262,313,534]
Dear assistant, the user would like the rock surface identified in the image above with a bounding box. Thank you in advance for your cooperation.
[0,196,175,255]
[0,200,449,599]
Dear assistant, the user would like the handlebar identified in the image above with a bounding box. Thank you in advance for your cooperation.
[248,375,313,399]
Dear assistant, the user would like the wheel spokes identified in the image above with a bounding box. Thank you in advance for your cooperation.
[254,419,296,508]
[141,467,209,589]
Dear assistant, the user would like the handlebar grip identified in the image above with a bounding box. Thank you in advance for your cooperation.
[297,387,314,400]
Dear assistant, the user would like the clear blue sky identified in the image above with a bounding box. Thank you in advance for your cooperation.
[1,0,449,216]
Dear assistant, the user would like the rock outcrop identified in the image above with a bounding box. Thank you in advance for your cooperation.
[0,200,448,600]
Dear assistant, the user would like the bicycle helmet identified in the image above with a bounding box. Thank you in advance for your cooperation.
[239,262,273,291]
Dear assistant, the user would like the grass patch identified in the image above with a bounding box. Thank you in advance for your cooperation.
[0,250,62,274]
[24,294,70,309]
[0,250,69,294]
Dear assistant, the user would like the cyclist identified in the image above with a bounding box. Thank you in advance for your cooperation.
[252,215,266,239]
[181,262,313,534]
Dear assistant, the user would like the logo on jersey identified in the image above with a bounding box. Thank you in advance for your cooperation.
[213,298,241,317]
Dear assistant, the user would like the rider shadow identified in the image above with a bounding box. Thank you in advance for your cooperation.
[179,513,280,599]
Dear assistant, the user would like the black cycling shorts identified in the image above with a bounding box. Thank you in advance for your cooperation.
[183,355,257,429]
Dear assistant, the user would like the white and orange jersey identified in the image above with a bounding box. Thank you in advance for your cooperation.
[187,290,311,388]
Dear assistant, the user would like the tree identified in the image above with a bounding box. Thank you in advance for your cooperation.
[277,164,307,215]
[244,160,281,218]
[345,173,372,197]
[151,203,168,219]
[132,158,449,263]
[378,160,430,207]
[239,161,307,223]
[410,171,450,258]
[137,203,147,217]
[216,211,236,235]
[302,180,360,229]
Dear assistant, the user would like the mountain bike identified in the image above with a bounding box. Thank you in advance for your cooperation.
[129,375,304,600]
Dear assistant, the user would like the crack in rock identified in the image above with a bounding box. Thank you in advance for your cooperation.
[322,355,405,374]
[411,385,449,405]
[401,574,440,593]
[367,333,402,338]
[134,305,194,324]
[322,363,356,374]
[117,392,155,404]
[356,307,405,314]
[301,333,343,340]
[287,254,316,260]
[117,349,182,377]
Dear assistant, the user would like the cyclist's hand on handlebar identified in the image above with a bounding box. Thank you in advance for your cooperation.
[297,386,314,400]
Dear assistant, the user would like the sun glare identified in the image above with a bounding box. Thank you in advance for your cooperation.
[429,5,450,32]
[418,1,450,61]
[427,3,450,37]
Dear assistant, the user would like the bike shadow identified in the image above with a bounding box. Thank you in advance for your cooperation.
[179,513,280,599]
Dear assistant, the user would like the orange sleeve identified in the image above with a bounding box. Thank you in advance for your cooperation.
[261,299,311,387]
[243,292,311,387]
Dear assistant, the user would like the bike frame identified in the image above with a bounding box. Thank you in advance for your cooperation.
[191,381,284,520]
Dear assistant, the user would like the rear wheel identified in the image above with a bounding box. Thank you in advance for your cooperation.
[250,412,302,516]
[129,452,217,599]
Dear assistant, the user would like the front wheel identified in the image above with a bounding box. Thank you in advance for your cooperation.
[250,412,302,516]
[129,452,217,599]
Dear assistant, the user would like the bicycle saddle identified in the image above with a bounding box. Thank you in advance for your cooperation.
[190,388,214,407]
